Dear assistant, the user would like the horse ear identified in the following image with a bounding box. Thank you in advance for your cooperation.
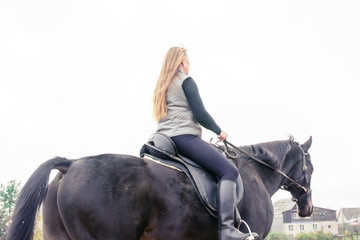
[301,136,312,152]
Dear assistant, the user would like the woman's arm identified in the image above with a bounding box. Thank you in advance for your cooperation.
[182,77,222,135]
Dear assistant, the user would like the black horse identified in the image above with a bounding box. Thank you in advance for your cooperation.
[6,136,313,240]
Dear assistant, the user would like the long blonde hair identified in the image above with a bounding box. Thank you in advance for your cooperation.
[153,47,187,121]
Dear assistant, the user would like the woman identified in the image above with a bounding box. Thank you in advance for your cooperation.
[153,47,258,240]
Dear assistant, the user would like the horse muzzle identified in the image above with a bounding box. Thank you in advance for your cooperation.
[298,203,314,217]
[295,190,314,217]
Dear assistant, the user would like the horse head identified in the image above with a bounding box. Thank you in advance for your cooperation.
[283,136,314,217]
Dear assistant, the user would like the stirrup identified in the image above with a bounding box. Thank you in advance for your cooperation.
[241,220,256,240]
[235,217,257,240]
[234,208,241,229]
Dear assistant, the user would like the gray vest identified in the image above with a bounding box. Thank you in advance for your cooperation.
[157,70,202,137]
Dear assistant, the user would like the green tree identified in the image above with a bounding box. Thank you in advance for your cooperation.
[295,232,317,240]
[266,231,289,240]
[295,230,333,240]
[314,230,333,240]
[0,180,21,238]
[33,210,43,240]
[0,209,7,237]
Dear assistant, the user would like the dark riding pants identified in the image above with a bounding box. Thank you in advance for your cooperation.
[171,134,239,182]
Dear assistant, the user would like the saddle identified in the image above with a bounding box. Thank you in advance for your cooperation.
[140,133,234,218]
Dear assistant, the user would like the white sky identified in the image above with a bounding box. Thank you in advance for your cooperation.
[1,0,359,212]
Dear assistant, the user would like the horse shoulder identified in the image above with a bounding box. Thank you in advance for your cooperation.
[239,166,274,239]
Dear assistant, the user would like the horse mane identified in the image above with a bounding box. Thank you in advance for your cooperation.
[238,137,293,169]
[288,134,298,145]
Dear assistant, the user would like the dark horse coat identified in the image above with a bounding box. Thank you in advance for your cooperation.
[5,137,314,240]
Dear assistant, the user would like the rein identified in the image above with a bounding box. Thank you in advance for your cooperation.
[222,140,309,194]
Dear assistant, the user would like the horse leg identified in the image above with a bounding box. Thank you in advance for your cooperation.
[43,173,71,240]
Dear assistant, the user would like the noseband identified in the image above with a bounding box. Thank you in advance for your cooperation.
[223,140,311,202]
[282,143,312,202]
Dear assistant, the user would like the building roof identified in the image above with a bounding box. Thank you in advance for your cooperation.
[339,208,360,220]
[273,198,296,214]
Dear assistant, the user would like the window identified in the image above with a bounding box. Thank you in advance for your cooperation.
[289,225,293,231]
[293,213,299,219]
[328,225,331,229]
[300,225,305,231]
[313,224,317,230]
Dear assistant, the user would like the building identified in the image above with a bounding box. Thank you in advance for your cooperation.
[337,208,360,235]
[338,208,360,226]
[271,198,338,239]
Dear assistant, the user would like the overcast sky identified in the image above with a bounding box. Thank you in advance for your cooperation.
[1,0,359,212]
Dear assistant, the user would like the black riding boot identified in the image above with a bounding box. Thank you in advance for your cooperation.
[217,180,258,240]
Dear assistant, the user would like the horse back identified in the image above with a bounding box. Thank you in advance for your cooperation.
[42,153,271,239]
[43,154,217,240]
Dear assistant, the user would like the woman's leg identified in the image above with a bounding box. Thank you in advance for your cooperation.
[171,134,238,181]
[171,134,258,240]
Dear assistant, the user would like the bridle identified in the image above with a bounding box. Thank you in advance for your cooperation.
[222,140,311,202]
[282,143,312,202]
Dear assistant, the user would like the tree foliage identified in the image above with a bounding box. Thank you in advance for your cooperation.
[33,211,43,240]
[0,209,7,237]
[266,231,289,239]
[295,230,333,240]
[0,180,22,238]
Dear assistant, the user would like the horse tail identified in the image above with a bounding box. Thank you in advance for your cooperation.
[5,157,72,240]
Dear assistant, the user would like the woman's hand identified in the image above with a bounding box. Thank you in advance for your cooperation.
[218,130,228,142]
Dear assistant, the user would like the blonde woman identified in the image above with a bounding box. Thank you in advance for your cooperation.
[153,46,258,240]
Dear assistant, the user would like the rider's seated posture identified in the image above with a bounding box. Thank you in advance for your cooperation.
[153,46,258,240]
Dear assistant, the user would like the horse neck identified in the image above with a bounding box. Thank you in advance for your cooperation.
[264,145,303,197]
[241,141,296,197]
[252,163,284,197]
